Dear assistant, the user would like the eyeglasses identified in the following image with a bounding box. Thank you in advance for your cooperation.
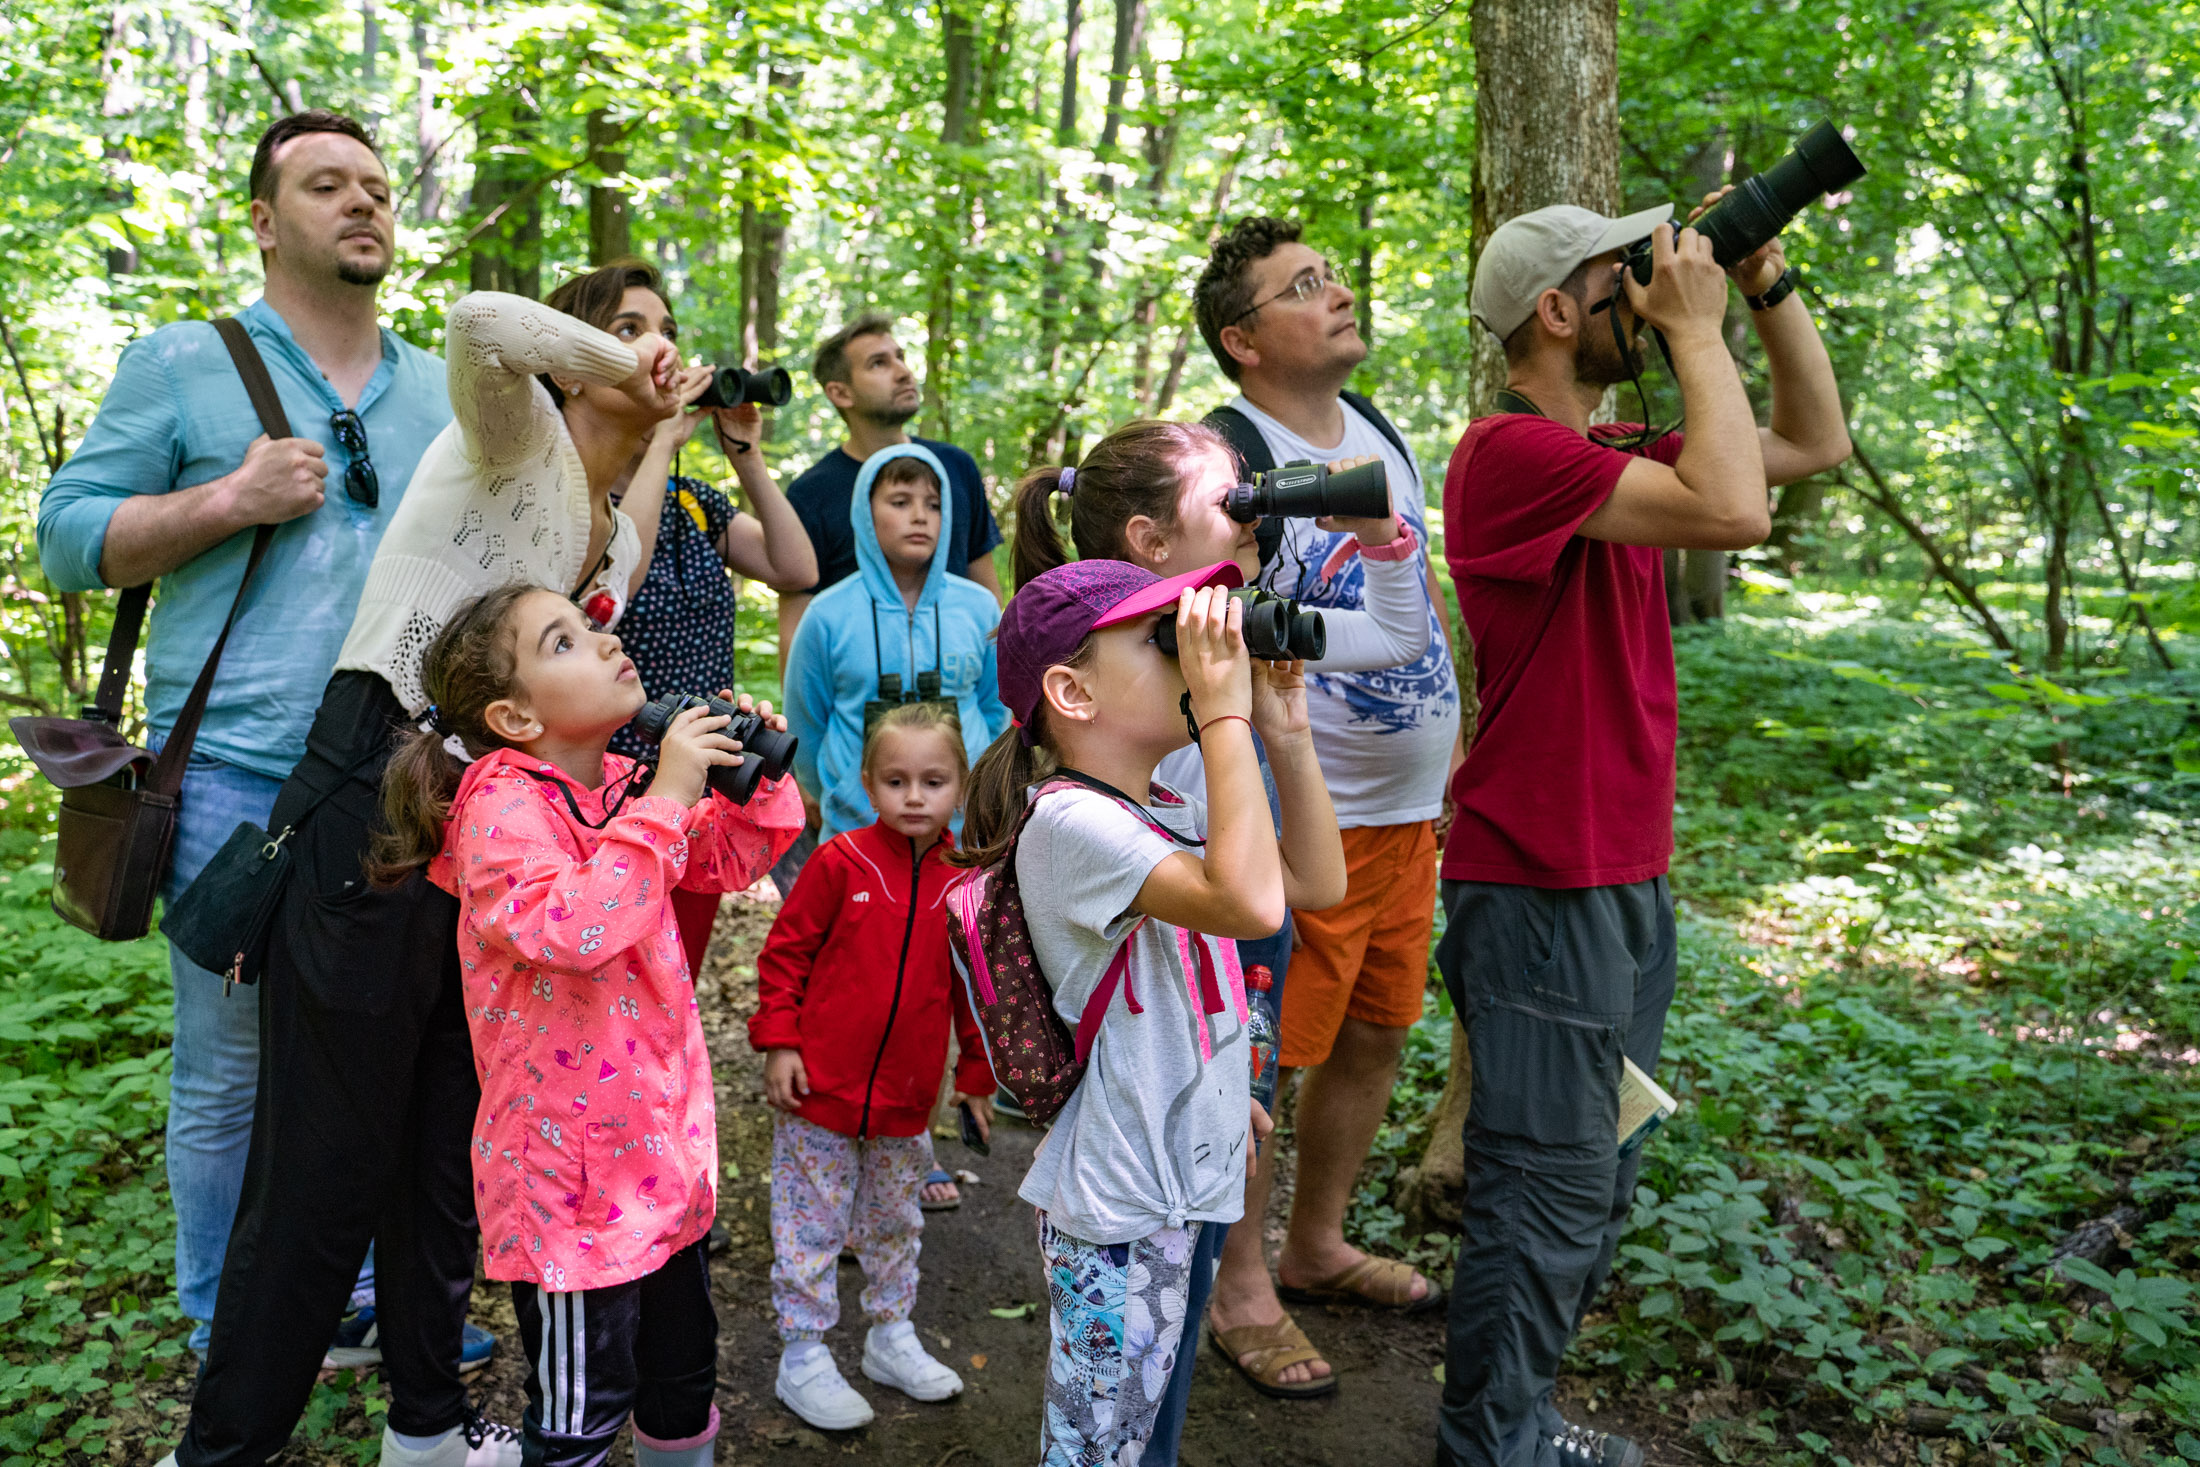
[1231,261,1342,325]
[328,410,380,509]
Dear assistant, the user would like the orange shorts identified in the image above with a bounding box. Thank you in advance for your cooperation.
[1279,820,1437,1068]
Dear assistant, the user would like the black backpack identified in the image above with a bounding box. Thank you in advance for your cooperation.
[1204,390,1416,571]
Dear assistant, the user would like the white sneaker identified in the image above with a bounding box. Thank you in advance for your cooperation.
[861,1319,964,1402]
[776,1342,875,1430]
[378,1410,524,1467]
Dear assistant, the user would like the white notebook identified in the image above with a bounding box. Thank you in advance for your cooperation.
[1618,1056,1679,1155]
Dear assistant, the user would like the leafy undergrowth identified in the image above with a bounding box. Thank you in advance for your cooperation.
[0,825,188,1459]
[1358,583,2200,1463]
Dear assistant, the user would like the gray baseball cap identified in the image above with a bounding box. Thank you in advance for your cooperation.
[1470,202,1676,343]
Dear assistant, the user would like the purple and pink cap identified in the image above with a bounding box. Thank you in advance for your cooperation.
[998,559,1244,745]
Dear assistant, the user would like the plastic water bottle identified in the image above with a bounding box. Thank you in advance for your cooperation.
[1246,965,1279,1113]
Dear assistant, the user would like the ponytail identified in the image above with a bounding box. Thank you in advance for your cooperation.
[1008,465,1075,589]
[1005,419,1235,591]
[368,728,466,885]
[949,726,1060,870]
[366,582,539,886]
[949,633,1096,869]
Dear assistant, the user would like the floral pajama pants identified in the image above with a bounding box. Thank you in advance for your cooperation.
[1036,1210,1201,1467]
[769,1111,931,1343]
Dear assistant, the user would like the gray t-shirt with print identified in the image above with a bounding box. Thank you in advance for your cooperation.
[1013,781,1253,1246]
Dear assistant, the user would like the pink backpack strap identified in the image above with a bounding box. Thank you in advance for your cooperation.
[1072,941,1137,1066]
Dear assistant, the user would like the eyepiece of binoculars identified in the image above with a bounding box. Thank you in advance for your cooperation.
[1153,589,1326,664]
[634,691,799,805]
[1224,458,1389,525]
[695,364,794,410]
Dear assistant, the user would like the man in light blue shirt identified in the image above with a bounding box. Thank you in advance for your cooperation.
[36,111,450,1367]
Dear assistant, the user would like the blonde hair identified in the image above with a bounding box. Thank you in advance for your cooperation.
[861,701,968,781]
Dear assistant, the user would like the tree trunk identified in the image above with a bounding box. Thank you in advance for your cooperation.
[587,109,631,264]
[1411,0,1619,1231]
[1663,549,1695,626]
[360,0,378,90]
[1765,477,1825,568]
[412,19,443,222]
[470,97,542,298]
[926,7,978,430]
[1684,545,1726,620]
[100,6,140,280]
[1463,0,1618,416]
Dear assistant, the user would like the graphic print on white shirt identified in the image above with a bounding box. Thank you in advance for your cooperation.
[1228,394,1459,827]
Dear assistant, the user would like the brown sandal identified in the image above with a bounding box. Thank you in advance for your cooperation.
[1205,1311,1338,1399]
[1277,1255,1444,1314]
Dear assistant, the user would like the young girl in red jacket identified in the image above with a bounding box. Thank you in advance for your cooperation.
[748,701,996,1432]
[374,584,804,1467]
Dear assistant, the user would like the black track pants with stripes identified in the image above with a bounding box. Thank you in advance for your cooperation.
[510,1238,719,1466]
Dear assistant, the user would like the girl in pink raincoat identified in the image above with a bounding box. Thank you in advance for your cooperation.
[374,583,803,1467]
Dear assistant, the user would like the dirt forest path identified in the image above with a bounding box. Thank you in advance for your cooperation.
[413,891,1699,1467]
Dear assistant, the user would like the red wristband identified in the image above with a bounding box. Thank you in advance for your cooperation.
[1198,713,1252,737]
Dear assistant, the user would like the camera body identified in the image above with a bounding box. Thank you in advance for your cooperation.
[1155,588,1327,663]
[1623,120,1866,285]
[695,365,794,410]
[633,691,799,805]
[1224,458,1389,525]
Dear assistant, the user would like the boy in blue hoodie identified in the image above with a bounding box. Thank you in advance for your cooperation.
[786,443,1009,840]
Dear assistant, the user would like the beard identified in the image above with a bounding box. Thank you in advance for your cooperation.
[1574,311,1647,388]
[860,398,921,430]
[335,255,391,287]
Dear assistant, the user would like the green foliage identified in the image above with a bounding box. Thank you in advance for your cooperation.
[0,834,184,1459]
[1359,586,2200,1457]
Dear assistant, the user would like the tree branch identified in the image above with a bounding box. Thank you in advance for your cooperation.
[1840,439,2018,654]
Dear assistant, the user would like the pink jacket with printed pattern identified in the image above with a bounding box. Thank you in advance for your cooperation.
[429,747,803,1289]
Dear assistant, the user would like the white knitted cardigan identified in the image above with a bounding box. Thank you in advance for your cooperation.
[336,292,645,713]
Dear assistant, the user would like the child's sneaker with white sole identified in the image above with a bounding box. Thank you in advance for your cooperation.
[776,1341,875,1430]
[861,1319,964,1402]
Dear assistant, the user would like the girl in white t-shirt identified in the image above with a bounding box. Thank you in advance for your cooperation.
[958,557,1345,1464]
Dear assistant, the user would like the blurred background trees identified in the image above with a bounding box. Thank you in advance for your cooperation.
[0,0,2195,708]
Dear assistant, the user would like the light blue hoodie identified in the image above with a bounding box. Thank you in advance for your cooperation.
[785,443,1009,838]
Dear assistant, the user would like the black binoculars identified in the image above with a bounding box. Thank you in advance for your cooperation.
[1622,120,1866,284]
[864,670,949,736]
[1155,588,1326,663]
[634,691,799,805]
[1224,458,1389,525]
[695,365,794,409]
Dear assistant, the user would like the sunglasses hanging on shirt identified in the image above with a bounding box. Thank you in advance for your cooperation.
[327,410,380,508]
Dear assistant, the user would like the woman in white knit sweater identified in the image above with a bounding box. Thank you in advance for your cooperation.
[170,269,697,1467]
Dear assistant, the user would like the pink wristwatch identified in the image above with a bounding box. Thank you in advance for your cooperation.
[1357,521,1420,562]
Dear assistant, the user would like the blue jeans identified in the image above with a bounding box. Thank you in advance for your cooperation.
[155,746,375,1351]
[157,749,282,1349]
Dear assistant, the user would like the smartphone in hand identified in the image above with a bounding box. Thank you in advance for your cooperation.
[958,1101,990,1157]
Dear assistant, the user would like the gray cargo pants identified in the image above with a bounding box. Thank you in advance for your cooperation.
[1432,876,1677,1467]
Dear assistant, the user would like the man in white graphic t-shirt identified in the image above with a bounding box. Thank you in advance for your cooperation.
[1193,216,1461,1399]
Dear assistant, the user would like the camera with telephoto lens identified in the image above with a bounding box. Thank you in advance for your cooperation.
[1155,588,1326,663]
[1622,120,1866,285]
[1224,458,1389,525]
[694,365,794,409]
[633,691,798,805]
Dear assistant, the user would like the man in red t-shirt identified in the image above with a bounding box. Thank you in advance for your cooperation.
[1433,197,1851,1467]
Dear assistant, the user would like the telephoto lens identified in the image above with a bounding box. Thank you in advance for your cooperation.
[1155,589,1327,663]
[1224,458,1390,524]
[1627,120,1866,283]
[694,365,795,409]
[633,692,800,805]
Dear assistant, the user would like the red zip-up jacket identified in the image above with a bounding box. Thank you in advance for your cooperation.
[749,821,994,1139]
